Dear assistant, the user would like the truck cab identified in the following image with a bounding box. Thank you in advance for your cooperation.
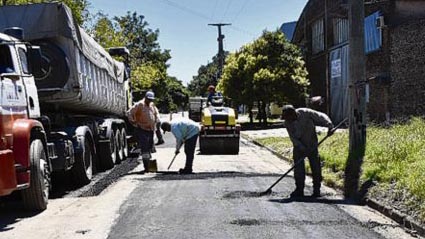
[0,29,51,210]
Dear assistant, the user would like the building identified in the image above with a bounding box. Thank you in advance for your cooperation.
[280,21,297,41]
[292,0,425,122]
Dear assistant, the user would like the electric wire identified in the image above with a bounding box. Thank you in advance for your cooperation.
[221,0,233,22]
[231,0,251,23]
[210,0,219,20]
[157,0,256,37]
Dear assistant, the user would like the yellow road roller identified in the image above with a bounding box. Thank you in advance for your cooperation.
[199,96,240,154]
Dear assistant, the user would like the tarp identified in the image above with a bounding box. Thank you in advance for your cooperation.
[0,2,120,82]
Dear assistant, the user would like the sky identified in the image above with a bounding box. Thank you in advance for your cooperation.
[89,0,308,85]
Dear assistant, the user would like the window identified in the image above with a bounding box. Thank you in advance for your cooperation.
[18,48,30,74]
[365,11,382,54]
[312,18,324,54]
[0,45,15,73]
[333,18,349,45]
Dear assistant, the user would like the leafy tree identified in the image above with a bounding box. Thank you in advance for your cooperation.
[0,0,90,25]
[113,12,171,68]
[89,12,125,49]
[187,53,227,97]
[218,30,309,123]
[91,11,187,112]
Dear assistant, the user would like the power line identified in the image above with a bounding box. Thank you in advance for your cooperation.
[231,0,251,23]
[159,0,212,22]
[157,0,256,37]
[210,0,219,20]
[221,0,233,22]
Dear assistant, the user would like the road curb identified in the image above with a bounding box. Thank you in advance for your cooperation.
[242,134,425,237]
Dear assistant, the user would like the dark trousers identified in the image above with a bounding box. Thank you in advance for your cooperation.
[184,134,198,169]
[155,122,163,141]
[293,147,322,191]
[135,128,154,160]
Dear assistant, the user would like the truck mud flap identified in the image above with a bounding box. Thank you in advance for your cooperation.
[199,136,239,155]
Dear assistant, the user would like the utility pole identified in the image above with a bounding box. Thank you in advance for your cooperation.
[208,23,231,85]
[344,0,367,199]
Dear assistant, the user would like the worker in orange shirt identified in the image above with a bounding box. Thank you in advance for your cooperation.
[127,91,158,172]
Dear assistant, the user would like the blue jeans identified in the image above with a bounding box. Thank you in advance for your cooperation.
[184,134,198,169]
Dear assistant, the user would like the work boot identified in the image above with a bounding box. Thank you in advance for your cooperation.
[290,188,304,198]
[311,188,321,198]
[155,139,165,145]
[178,168,193,174]
[143,161,149,173]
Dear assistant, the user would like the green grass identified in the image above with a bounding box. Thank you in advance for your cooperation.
[256,117,425,221]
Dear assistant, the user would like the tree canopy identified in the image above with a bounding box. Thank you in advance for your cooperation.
[90,11,187,112]
[187,53,228,97]
[218,30,309,119]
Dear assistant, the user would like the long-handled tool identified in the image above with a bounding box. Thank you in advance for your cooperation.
[167,153,179,170]
[259,118,348,196]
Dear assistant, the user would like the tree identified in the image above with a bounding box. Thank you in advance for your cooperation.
[218,30,309,123]
[89,12,125,49]
[113,12,171,68]
[187,53,229,97]
[91,11,188,112]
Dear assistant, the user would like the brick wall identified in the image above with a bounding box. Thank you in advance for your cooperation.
[390,18,425,118]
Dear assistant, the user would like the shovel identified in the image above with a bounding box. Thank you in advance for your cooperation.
[259,118,348,196]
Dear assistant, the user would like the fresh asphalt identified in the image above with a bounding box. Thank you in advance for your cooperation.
[106,132,387,239]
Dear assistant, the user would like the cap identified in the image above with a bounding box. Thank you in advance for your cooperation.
[282,105,295,113]
[145,91,155,100]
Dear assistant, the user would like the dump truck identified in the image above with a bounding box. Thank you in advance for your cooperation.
[0,3,132,210]
[199,96,240,154]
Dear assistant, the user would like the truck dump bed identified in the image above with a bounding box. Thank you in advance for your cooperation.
[0,3,129,117]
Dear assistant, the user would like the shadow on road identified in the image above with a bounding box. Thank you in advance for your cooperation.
[0,201,40,232]
[128,171,285,181]
[240,122,284,131]
[269,197,358,205]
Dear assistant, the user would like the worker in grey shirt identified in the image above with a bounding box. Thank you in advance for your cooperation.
[281,105,333,197]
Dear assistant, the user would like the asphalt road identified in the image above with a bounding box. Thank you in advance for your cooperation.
[106,131,410,239]
[0,114,418,239]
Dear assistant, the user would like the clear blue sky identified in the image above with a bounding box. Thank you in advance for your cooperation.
[89,0,308,85]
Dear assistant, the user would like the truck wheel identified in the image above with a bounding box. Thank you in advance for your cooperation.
[71,135,93,186]
[115,129,123,164]
[121,128,128,159]
[99,131,116,170]
[21,139,50,211]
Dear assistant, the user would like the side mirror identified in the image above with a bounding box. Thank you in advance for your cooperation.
[27,46,43,77]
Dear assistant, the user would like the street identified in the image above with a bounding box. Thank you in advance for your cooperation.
[0,116,416,239]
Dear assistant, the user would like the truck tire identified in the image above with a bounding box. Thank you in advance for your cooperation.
[115,128,123,164]
[71,135,93,186]
[121,128,128,159]
[99,131,116,170]
[21,139,50,211]
[32,41,70,90]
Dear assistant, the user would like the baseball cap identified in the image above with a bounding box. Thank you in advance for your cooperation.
[145,91,155,100]
[282,105,295,114]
